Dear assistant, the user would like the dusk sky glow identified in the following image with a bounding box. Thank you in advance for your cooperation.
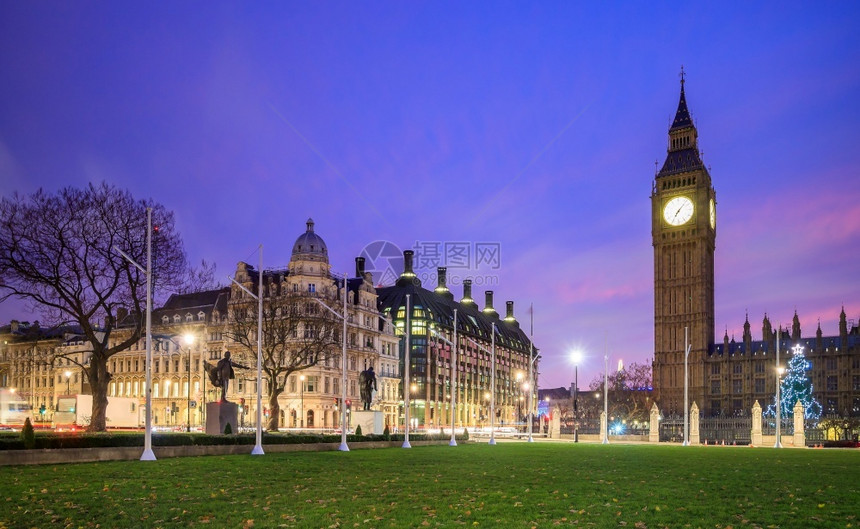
[2,3,859,390]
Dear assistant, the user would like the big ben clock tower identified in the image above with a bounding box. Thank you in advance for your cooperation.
[651,71,716,416]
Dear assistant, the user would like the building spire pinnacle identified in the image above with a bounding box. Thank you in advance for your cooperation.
[670,68,693,131]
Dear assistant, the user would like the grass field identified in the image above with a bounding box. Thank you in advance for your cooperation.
[1,442,857,528]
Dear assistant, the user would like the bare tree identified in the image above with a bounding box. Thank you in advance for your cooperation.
[0,183,211,431]
[589,362,653,424]
[225,291,341,430]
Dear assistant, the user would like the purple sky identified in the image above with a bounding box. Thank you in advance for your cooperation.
[2,3,859,390]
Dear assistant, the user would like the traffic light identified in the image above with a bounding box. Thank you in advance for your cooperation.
[239,398,245,413]
[345,399,351,411]
[39,404,46,416]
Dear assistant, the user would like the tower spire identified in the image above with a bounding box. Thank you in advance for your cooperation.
[670,67,693,131]
[658,69,702,177]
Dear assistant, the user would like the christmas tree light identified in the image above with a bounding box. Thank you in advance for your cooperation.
[766,344,822,420]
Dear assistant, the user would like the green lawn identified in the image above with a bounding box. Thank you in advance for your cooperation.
[1,442,857,528]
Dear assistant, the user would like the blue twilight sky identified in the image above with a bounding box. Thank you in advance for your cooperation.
[1,3,859,390]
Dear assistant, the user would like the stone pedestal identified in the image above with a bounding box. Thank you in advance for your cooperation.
[649,403,660,443]
[206,401,238,435]
[751,401,762,446]
[549,407,561,439]
[352,410,384,435]
[600,411,608,443]
[793,400,805,447]
[690,402,700,445]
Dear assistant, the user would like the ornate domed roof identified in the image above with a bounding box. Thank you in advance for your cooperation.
[291,218,328,262]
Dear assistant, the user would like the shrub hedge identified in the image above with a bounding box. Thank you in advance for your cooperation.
[0,431,466,451]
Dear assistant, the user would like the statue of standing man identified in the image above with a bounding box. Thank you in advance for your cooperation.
[359,366,377,411]
[209,351,250,402]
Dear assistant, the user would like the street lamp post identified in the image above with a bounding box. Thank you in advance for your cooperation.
[403,294,412,448]
[311,273,350,452]
[683,326,691,446]
[164,380,171,425]
[775,326,783,449]
[182,333,195,433]
[527,303,535,443]
[450,309,458,447]
[428,314,459,447]
[227,244,264,456]
[463,327,499,444]
[299,374,305,428]
[571,351,582,443]
[65,371,71,394]
[489,323,497,445]
[410,384,417,429]
[516,372,523,425]
[114,206,155,461]
[603,343,609,444]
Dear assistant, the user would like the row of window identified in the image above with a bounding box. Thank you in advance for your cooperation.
[710,374,859,395]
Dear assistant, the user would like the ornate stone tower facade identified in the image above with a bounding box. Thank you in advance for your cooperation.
[651,73,717,415]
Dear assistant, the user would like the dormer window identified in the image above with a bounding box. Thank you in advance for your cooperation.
[185,313,193,322]
[162,316,169,324]
[198,311,205,321]
[173,314,181,323]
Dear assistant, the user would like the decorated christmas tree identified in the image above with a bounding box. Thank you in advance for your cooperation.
[766,344,822,420]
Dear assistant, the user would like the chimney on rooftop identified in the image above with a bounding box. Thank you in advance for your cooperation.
[483,291,498,318]
[461,280,474,305]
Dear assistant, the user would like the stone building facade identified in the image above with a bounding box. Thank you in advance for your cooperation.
[0,219,402,431]
[376,251,538,430]
[706,309,860,418]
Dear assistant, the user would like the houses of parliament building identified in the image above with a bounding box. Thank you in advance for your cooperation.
[651,74,860,418]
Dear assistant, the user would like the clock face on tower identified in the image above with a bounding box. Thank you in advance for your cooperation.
[709,198,716,229]
[663,196,694,226]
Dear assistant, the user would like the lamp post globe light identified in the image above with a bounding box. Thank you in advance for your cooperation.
[570,351,582,443]
[64,370,72,394]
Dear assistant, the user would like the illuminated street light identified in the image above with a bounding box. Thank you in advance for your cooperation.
[64,371,72,394]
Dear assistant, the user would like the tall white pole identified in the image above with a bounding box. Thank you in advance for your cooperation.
[449,309,458,447]
[339,273,349,451]
[403,294,412,448]
[527,304,535,443]
[489,323,497,445]
[251,245,264,455]
[683,326,690,446]
[602,332,609,444]
[774,325,782,448]
[141,208,156,461]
